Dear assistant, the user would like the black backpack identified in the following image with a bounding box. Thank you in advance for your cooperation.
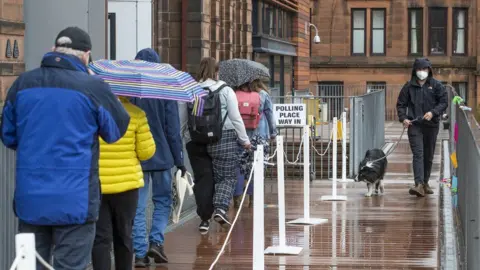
[187,84,228,144]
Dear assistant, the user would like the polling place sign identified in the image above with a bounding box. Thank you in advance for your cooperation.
[273,104,306,126]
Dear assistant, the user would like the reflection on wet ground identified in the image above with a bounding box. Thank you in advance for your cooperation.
[141,124,442,269]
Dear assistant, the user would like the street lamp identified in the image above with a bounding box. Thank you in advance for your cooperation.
[306,22,321,44]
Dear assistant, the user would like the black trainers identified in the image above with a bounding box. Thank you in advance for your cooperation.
[213,209,231,228]
[147,243,168,264]
[134,256,149,268]
[199,220,210,234]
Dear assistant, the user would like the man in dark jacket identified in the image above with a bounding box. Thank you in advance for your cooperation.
[396,58,448,197]
[131,48,186,267]
[0,27,130,270]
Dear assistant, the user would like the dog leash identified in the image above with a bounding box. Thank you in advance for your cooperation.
[365,117,422,166]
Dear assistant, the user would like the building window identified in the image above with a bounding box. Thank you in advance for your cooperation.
[408,8,423,55]
[370,9,386,55]
[452,82,468,103]
[429,8,447,55]
[366,82,386,93]
[318,82,344,121]
[351,9,366,55]
[453,9,467,55]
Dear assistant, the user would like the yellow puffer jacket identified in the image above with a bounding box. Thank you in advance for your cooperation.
[99,97,156,194]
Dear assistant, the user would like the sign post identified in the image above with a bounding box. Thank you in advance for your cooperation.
[287,125,328,226]
[264,136,303,255]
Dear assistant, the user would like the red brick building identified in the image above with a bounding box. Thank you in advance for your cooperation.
[0,0,24,104]
[309,0,479,117]
[154,0,312,96]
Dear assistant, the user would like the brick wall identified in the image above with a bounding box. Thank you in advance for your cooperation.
[156,0,252,77]
[310,0,480,108]
[293,0,310,91]
[0,0,25,103]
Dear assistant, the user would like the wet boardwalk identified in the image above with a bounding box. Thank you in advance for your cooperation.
[148,123,443,269]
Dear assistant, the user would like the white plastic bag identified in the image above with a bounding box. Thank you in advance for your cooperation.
[171,170,194,224]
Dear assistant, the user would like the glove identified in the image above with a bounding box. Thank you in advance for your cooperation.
[177,166,187,177]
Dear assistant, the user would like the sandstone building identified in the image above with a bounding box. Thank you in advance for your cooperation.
[309,0,478,118]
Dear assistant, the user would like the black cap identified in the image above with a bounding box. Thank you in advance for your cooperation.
[54,27,92,52]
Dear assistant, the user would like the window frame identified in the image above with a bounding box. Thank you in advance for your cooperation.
[351,8,367,56]
[452,8,468,56]
[408,8,423,56]
[428,7,448,56]
[452,82,468,103]
[370,8,386,56]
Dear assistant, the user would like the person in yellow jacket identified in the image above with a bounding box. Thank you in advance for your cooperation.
[91,96,156,270]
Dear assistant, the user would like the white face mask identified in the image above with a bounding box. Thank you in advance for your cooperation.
[416,70,428,80]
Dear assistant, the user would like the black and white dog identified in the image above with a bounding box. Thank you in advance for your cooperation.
[354,148,388,197]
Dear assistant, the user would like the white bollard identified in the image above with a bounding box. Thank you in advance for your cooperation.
[15,233,36,270]
[321,117,348,201]
[253,145,265,270]
[264,136,303,255]
[288,125,328,225]
[340,111,354,184]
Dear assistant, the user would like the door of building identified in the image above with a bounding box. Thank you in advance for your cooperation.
[108,0,152,60]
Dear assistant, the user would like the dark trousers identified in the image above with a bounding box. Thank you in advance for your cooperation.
[92,189,139,270]
[407,124,439,185]
[18,221,95,270]
[186,141,215,221]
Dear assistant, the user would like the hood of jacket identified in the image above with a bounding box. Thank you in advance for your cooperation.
[199,78,229,91]
[410,58,433,84]
[135,48,161,63]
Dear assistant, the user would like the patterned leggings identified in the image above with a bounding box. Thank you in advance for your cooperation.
[207,129,239,212]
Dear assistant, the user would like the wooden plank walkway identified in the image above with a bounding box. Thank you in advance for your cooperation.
[142,124,443,269]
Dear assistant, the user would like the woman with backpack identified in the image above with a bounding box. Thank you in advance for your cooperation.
[233,79,277,208]
[183,57,251,234]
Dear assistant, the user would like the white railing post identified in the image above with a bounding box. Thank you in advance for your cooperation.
[321,117,347,201]
[340,111,354,184]
[264,136,302,255]
[253,145,265,270]
[288,125,328,225]
[15,233,36,270]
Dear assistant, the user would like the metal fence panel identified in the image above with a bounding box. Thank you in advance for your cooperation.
[349,90,385,176]
[453,106,480,269]
[0,146,17,270]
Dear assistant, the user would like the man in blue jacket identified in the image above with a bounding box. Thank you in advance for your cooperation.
[131,48,186,267]
[0,27,130,270]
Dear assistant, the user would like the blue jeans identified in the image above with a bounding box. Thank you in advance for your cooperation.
[234,166,253,196]
[132,170,172,258]
[18,221,95,270]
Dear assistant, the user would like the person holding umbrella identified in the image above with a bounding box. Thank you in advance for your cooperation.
[129,48,187,266]
[233,79,277,208]
[217,59,273,208]
[89,51,206,267]
[184,57,251,234]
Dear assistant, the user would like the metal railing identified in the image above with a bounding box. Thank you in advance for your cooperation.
[312,84,403,121]
[0,145,17,270]
[447,87,480,269]
[349,90,386,176]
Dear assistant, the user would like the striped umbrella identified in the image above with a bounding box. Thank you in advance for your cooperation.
[89,60,207,105]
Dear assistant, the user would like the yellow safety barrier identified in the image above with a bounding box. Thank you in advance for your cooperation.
[329,120,343,141]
